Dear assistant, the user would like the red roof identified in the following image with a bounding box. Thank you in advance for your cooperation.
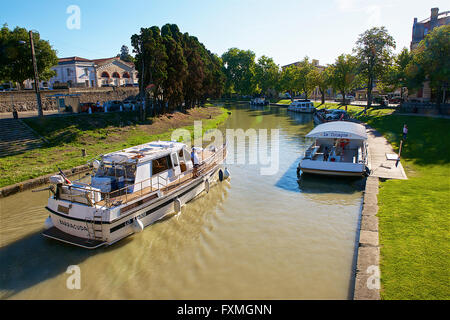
[58,56,92,63]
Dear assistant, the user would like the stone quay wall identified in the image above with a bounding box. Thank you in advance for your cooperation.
[0,87,140,113]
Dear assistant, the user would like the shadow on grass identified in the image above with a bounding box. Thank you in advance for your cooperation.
[362,114,450,166]
[22,111,149,148]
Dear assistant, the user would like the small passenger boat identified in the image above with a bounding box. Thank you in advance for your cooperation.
[298,122,369,177]
[288,100,316,113]
[250,97,269,106]
[42,141,228,249]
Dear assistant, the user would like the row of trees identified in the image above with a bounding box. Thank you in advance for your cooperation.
[131,24,225,114]
[1,22,448,112]
[221,25,449,108]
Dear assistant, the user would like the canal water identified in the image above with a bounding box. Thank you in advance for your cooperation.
[0,104,364,299]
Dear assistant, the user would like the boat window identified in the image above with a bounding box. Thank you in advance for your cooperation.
[152,155,172,175]
[172,153,179,167]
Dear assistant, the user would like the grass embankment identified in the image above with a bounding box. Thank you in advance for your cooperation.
[0,106,229,188]
[356,113,450,299]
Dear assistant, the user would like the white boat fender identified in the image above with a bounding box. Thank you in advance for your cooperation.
[174,198,181,213]
[44,216,54,230]
[205,179,210,193]
[132,218,144,233]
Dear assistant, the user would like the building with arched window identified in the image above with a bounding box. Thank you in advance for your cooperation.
[93,57,138,87]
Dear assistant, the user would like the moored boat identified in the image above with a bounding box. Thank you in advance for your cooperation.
[41,141,228,249]
[287,100,316,113]
[298,121,369,177]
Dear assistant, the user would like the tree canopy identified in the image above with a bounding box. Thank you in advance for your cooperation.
[131,24,224,112]
[0,24,58,88]
[354,26,396,108]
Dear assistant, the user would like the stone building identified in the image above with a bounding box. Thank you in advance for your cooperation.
[93,57,138,87]
[24,56,138,89]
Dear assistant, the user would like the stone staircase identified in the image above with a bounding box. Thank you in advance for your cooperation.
[0,119,45,157]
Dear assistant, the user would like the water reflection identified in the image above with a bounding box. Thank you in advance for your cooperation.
[0,104,362,300]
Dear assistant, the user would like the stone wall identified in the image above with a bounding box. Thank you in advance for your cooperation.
[0,87,140,113]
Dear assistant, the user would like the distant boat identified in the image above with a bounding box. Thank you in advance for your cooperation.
[298,121,369,177]
[250,97,269,106]
[41,141,229,249]
[287,100,315,113]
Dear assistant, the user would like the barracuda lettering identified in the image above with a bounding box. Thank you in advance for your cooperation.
[59,219,88,232]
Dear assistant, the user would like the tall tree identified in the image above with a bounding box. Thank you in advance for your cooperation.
[308,66,332,105]
[378,47,413,101]
[329,54,360,109]
[354,26,396,110]
[255,56,280,98]
[161,24,188,111]
[222,48,257,96]
[132,26,168,115]
[118,45,134,63]
[293,57,315,99]
[0,24,58,89]
[407,25,450,106]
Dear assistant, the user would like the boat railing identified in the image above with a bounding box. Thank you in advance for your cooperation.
[60,143,227,208]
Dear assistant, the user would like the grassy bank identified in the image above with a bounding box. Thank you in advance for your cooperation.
[0,106,229,188]
[356,113,450,299]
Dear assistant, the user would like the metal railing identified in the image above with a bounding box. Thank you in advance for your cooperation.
[59,144,227,208]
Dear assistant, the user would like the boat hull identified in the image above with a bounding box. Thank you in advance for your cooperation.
[298,159,365,177]
[42,166,224,249]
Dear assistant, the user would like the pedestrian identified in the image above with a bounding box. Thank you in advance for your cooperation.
[191,148,200,177]
[402,124,408,140]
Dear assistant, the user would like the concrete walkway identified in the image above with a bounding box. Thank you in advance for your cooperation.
[353,123,408,300]
[366,125,408,180]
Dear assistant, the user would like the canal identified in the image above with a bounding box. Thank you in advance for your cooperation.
[0,103,364,299]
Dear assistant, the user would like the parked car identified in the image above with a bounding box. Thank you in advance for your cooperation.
[389,96,403,104]
[373,96,389,106]
[325,109,349,121]
[80,102,103,113]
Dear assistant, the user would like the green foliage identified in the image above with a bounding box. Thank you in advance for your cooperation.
[354,27,396,107]
[406,25,450,104]
[118,45,134,63]
[254,55,280,97]
[328,54,360,104]
[0,24,58,88]
[221,48,257,96]
[131,24,225,112]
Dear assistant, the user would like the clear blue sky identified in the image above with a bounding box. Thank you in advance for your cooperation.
[1,0,448,66]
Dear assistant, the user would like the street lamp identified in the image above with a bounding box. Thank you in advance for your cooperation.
[19,30,43,117]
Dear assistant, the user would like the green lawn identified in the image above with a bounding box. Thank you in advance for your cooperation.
[356,113,450,300]
[0,107,229,188]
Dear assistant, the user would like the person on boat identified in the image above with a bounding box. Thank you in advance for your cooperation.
[191,149,200,177]
[323,147,329,161]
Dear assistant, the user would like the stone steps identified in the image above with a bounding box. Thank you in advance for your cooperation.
[0,119,45,157]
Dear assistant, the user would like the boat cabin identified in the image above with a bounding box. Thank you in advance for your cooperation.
[299,121,368,176]
[288,100,315,113]
[91,141,193,194]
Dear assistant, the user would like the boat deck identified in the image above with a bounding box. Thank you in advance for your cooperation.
[96,151,221,208]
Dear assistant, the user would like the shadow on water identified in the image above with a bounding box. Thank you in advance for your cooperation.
[275,157,365,194]
[0,231,96,298]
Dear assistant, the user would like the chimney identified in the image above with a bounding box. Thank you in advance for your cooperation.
[431,8,439,20]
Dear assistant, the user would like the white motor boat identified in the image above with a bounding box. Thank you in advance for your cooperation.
[288,100,316,113]
[42,141,228,249]
[298,121,369,177]
[250,97,269,106]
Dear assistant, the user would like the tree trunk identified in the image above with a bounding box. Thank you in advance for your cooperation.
[367,77,373,112]
[321,89,325,105]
